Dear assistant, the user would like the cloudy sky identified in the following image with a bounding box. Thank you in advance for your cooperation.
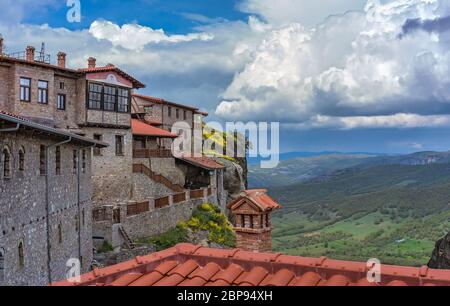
[1,0,450,154]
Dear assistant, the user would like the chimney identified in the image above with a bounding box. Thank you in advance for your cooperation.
[26,46,35,61]
[0,36,4,55]
[227,189,282,253]
[88,57,96,69]
[57,52,67,68]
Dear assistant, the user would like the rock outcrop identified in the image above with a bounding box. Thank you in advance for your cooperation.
[428,232,450,269]
[214,157,247,202]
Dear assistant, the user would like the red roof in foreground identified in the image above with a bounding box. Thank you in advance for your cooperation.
[51,243,450,286]
[132,119,178,138]
[178,156,225,170]
[227,189,282,212]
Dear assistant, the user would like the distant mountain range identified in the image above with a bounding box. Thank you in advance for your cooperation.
[249,151,450,188]
[258,150,450,266]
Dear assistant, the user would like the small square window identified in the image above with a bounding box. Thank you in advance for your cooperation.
[115,135,124,156]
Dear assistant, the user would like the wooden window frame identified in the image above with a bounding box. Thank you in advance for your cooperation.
[38,80,49,104]
[115,135,124,156]
[20,77,31,102]
[57,94,66,110]
[86,81,131,113]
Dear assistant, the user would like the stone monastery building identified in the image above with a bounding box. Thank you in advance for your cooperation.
[0,39,227,285]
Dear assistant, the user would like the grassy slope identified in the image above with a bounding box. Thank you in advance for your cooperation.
[269,163,450,267]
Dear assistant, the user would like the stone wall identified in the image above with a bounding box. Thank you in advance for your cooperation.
[122,198,205,240]
[132,173,173,201]
[0,132,93,286]
[83,127,133,208]
[235,230,272,253]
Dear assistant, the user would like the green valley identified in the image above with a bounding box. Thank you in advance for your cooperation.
[249,153,450,267]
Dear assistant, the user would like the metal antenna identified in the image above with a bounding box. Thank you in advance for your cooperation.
[39,42,45,62]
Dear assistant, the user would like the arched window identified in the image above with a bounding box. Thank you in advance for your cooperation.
[55,146,61,175]
[18,242,24,269]
[0,248,4,283]
[3,147,11,179]
[58,224,63,244]
[18,147,25,172]
[81,150,86,173]
[75,215,79,232]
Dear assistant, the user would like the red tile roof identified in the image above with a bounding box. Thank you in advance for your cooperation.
[133,93,203,112]
[79,65,145,89]
[227,189,282,212]
[177,155,225,170]
[0,111,108,147]
[50,243,450,286]
[131,119,178,138]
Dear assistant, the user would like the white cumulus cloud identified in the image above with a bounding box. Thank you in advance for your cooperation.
[216,0,450,129]
[89,20,214,51]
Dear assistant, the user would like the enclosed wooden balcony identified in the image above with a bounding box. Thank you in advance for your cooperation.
[133,148,173,158]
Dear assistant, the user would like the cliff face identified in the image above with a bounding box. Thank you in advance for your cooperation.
[428,232,450,269]
[214,157,248,202]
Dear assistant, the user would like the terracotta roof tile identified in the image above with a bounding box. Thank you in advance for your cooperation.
[210,264,244,285]
[50,243,450,287]
[188,262,221,282]
[154,274,185,286]
[110,273,143,286]
[132,94,199,111]
[79,66,145,89]
[291,272,322,286]
[132,119,178,138]
[129,271,165,286]
[227,189,282,213]
[234,266,269,286]
[168,260,199,278]
[154,260,178,275]
[260,269,295,286]
[177,156,225,170]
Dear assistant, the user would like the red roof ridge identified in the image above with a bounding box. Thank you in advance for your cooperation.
[78,66,145,89]
[50,243,450,286]
[131,119,178,138]
[227,189,282,212]
[132,93,199,111]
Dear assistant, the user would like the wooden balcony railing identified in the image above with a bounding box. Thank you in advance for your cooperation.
[173,192,187,204]
[133,149,172,158]
[190,189,204,199]
[93,208,109,222]
[127,202,150,216]
[155,196,170,209]
[133,163,184,192]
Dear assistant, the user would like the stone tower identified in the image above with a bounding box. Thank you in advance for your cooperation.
[227,189,282,252]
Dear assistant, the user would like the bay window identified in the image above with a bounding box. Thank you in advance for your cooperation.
[87,82,130,113]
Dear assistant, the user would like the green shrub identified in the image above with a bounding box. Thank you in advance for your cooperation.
[186,203,236,248]
[139,203,236,250]
[145,224,189,251]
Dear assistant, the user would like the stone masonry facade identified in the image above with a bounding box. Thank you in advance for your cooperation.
[0,41,229,285]
[0,128,96,286]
